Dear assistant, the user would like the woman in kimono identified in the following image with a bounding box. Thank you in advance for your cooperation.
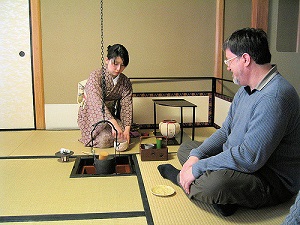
[78,44,132,148]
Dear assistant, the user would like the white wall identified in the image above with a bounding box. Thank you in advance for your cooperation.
[45,104,79,130]
[214,97,231,127]
[133,96,209,125]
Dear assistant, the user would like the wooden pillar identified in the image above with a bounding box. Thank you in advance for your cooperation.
[251,0,269,32]
[214,0,270,94]
[30,0,46,129]
[214,0,225,93]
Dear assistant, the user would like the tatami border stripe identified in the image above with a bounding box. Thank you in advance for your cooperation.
[0,211,145,223]
[132,154,155,225]
[0,155,61,159]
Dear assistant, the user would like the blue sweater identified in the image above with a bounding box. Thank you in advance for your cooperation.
[190,66,300,194]
[282,190,300,224]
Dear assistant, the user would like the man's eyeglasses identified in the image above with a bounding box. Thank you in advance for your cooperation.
[224,55,238,66]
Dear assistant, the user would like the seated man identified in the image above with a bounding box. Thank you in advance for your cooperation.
[158,28,300,216]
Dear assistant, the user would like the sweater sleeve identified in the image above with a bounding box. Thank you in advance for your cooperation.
[189,88,240,160]
[191,88,293,179]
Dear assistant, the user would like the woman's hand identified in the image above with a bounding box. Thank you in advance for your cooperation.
[123,126,131,144]
[109,120,131,144]
[109,119,124,140]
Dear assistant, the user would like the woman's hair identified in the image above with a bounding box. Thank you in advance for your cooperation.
[107,44,129,67]
[223,28,271,64]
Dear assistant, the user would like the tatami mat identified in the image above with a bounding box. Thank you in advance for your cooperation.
[0,130,34,156]
[0,128,293,224]
[137,153,293,225]
[0,130,140,157]
[0,128,215,157]
[0,158,143,216]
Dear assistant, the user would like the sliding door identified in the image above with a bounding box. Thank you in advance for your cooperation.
[0,0,35,129]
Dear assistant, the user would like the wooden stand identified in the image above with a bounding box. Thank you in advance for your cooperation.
[139,136,168,161]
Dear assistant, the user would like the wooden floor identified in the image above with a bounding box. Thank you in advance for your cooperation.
[0,128,293,224]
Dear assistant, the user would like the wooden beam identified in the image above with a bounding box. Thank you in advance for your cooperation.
[251,0,269,32]
[214,0,225,93]
[297,7,300,52]
[30,0,45,129]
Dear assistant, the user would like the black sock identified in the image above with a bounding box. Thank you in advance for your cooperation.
[212,204,238,217]
[157,164,180,186]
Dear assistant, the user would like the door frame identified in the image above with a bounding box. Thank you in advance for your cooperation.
[30,0,45,129]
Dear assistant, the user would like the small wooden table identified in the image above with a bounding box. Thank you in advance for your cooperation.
[153,99,197,144]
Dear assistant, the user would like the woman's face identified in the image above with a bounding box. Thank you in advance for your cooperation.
[105,56,126,78]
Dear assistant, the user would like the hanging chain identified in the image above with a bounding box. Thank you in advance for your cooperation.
[100,0,104,68]
[100,0,106,120]
[93,0,119,159]
[91,0,105,154]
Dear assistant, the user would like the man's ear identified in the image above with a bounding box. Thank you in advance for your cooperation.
[242,53,251,66]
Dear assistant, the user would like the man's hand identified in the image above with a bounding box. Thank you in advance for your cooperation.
[179,167,195,194]
[181,156,199,173]
[179,156,198,194]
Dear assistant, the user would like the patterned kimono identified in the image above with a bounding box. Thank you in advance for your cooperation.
[78,68,133,148]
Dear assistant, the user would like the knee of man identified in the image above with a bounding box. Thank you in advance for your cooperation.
[177,140,202,165]
[197,170,236,197]
[178,140,200,152]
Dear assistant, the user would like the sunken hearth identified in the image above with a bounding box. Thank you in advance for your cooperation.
[70,154,136,178]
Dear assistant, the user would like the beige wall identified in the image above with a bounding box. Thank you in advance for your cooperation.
[222,0,252,82]
[40,0,300,129]
[41,0,101,104]
[41,0,216,104]
[45,0,300,102]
